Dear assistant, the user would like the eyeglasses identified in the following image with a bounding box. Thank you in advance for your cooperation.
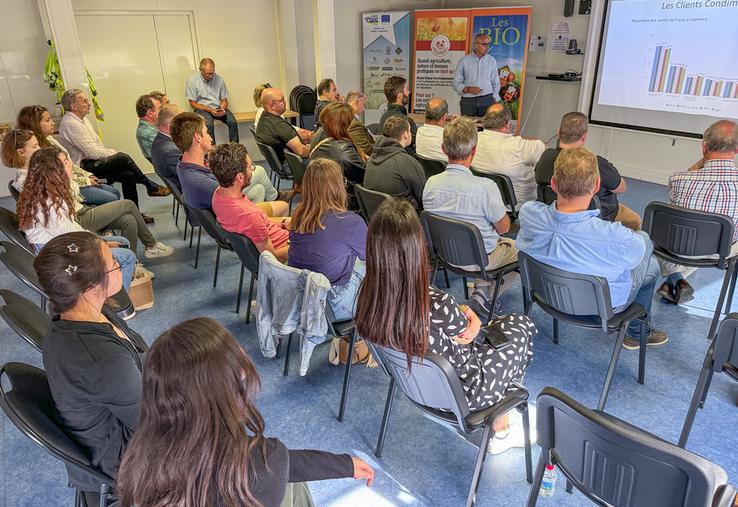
[104,259,121,275]
[476,42,490,47]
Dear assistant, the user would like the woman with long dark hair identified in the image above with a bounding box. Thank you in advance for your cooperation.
[355,199,536,450]
[118,317,374,507]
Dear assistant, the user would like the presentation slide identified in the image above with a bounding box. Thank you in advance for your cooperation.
[590,0,738,136]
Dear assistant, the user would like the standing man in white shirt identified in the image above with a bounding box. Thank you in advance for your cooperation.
[185,58,239,144]
[453,33,501,117]
[473,104,545,204]
[416,97,450,162]
[58,89,170,223]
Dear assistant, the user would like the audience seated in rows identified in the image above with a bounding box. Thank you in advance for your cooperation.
[379,75,417,155]
[415,97,450,162]
[472,104,545,205]
[116,317,374,506]
[58,89,170,222]
[423,117,517,316]
[315,78,340,127]
[16,105,120,205]
[185,57,239,143]
[355,198,536,452]
[364,116,426,210]
[288,158,367,321]
[134,94,161,162]
[657,119,738,305]
[256,87,313,164]
[150,103,185,190]
[210,143,291,262]
[346,90,374,156]
[535,111,641,231]
[518,147,666,350]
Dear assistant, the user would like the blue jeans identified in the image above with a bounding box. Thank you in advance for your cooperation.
[614,231,662,339]
[327,259,366,321]
[194,108,239,143]
[79,184,120,205]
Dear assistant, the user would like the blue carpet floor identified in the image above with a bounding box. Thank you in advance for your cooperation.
[0,175,736,506]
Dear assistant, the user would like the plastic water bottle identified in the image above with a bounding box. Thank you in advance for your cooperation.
[539,464,557,497]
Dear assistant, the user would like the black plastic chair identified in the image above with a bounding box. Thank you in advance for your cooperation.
[354,184,392,223]
[188,207,234,284]
[421,211,519,321]
[221,230,260,323]
[471,169,519,221]
[518,251,647,410]
[0,289,49,352]
[643,202,737,342]
[367,123,379,136]
[679,313,738,447]
[527,387,737,507]
[0,207,35,255]
[7,180,20,201]
[368,343,532,507]
[415,154,447,179]
[167,180,199,243]
[256,140,294,191]
[536,183,600,211]
[284,150,307,211]
[0,363,117,507]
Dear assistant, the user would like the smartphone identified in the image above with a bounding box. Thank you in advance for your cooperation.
[480,324,512,351]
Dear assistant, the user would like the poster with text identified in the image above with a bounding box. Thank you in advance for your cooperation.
[362,11,411,124]
[412,9,470,115]
[471,8,532,132]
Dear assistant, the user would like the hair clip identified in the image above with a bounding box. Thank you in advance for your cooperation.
[67,243,79,253]
[65,265,78,276]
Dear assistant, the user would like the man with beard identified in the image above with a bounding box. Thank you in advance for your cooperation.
[378,75,416,155]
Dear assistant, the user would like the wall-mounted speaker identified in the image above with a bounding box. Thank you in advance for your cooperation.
[564,0,575,17]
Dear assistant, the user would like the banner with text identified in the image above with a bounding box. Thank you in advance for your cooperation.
[362,11,411,124]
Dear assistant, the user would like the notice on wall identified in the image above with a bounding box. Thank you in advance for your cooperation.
[362,11,411,125]
[550,21,570,53]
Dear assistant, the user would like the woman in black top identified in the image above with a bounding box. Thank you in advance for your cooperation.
[34,231,147,502]
[118,317,374,507]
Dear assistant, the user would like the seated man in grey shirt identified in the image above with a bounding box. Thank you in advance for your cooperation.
[185,57,239,144]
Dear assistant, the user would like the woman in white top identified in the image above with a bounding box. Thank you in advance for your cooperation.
[1,129,39,192]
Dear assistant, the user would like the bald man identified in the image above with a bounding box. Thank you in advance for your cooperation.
[185,57,239,143]
[472,103,545,204]
[255,88,312,168]
[416,97,450,162]
[453,33,501,117]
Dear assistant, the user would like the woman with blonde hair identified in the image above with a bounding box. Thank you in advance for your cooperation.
[0,128,39,192]
[253,82,271,128]
[288,158,366,321]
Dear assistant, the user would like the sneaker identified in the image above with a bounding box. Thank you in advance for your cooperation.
[135,263,155,280]
[141,213,155,224]
[487,416,528,455]
[469,288,502,320]
[144,242,174,258]
[674,279,695,305]
[623,329,669,350]
[656,281,676,303]
[147,185,171,197]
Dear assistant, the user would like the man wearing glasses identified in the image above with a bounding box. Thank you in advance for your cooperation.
[452,33,501,117]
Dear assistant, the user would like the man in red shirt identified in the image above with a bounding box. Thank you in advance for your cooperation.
[210,142,290,262]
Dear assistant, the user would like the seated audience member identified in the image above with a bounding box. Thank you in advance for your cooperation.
[149,89,169,105]
[535,112,641,231]
[172,113,288,209]
[117,317,373,507]
[346,90,374,156]
[252,82,270,128]
[35,232,148,504]
[315,78,340,126]
[423,118,517,315]
[150,103,184,190]
[517,148,666,350]
[309,103,366,210]
[289,158,366,321]
[378,75,417,154]
[58,89,170,219]
[210,142,290,262]
[1,128,39,192]
[134,94,161,161]
[185,57,239,143]
[256,87,312,164]
[415,97,450,162]
[473,104,545,204]
[356,199,536,451]
[364,116,426,210]
[16,105,120,205]
[657,119,738,304]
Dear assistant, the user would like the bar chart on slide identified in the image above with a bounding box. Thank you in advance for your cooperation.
[648,45,738,99]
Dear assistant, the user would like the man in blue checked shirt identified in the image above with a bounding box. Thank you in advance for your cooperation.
[453,33,501,117]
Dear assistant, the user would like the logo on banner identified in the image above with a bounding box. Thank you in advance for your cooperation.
[381,15,390,22]
[431,35,451,56]
[364,15,379,24]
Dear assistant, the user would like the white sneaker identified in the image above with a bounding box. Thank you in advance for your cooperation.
[144,242,174,258]
[135,263,155,280]
[486,407,537,455]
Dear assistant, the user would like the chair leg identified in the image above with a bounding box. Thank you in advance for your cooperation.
[725,267,738,314]
[245,275,256,324]
[171,195,175,215]
[708,264,734,340]
[100,482,111,507]
[74,489,82,507]
[598,325,628,411]
[175,201,180,225]
[699,369,715,409]
[431,258,440,286]
[235,265,245,313]
[337,331,356,422]
[552,318,559,345]
[488,277,502,322]
[678,356,714,447]
[375,377,397,458]
[443,266,450,289]
[521,404,533,483]
[638,320,647,384]
[525,456,547,507]
[463,276,469,300]
[194,227,202,269]
[283,333,293,376]
[183,219,188,241]
[466,423,493,507]
[213,246,221,287]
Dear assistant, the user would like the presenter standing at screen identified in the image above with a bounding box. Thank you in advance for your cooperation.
[185,58,239,144]
[453,33,501,117]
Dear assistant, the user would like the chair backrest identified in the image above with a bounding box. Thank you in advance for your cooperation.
[367,123,380,136]
[0,241,45,298]
[7,181,20,202]
[0,289,49,352]
[283,150,306,186]
[643,201,734,267]
[292,86,317,114]
[471,169,518,216]
[713,313,738,375]
[367,342,472,432]
[415,154,447,179]
[249,126,257,138]
[166,180,197,226]
[0,207,34,255]
[354,184,391,222]
[536,183,600,211]
[221,230,261,275]
[0,363,116,489]
[420,211,489,274]
[518,251,613,332]
[256,140,290,179]
[189,208,232,250]
[299,113,316,132]
[536,387,732,507]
